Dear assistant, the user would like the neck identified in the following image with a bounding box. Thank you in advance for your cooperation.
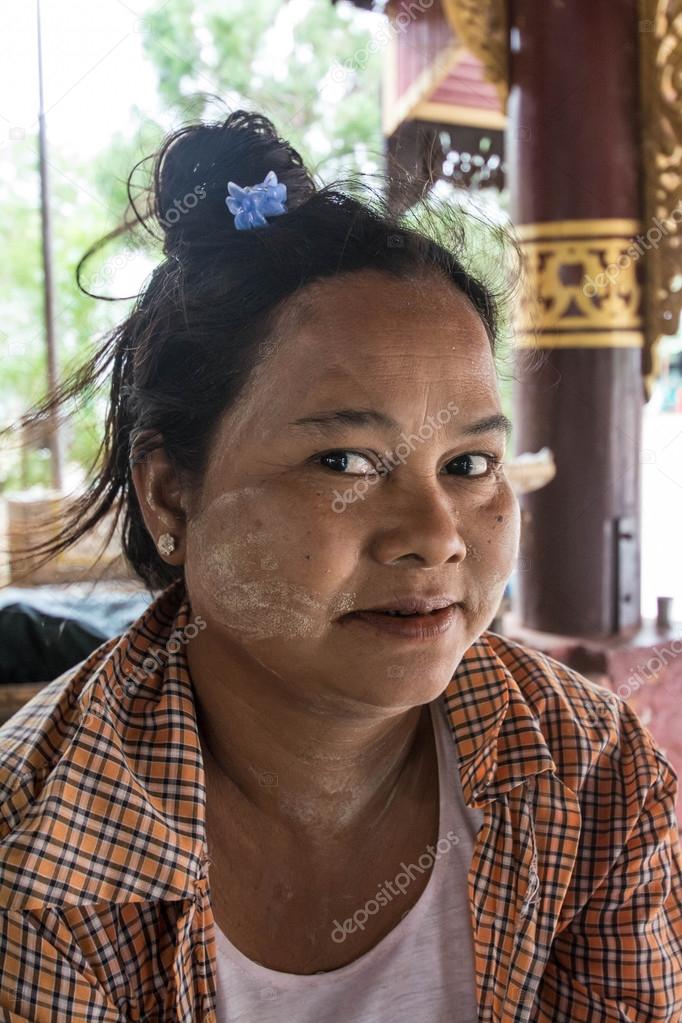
[187,633,433,846]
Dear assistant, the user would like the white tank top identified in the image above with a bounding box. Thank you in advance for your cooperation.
[212,696,485,1022]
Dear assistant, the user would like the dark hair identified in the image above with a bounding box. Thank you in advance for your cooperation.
[1,108,521,592]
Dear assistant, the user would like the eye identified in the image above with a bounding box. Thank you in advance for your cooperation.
[313,450,502,478]
[443,453,502,478]
[314,450,384,476]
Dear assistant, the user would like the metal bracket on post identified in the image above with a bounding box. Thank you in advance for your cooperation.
[613,515,640,633]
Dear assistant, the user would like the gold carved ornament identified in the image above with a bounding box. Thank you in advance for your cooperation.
[638,0,682,397]
[441,0,682,397]
[512,220,644,350]
[440,0,508,108]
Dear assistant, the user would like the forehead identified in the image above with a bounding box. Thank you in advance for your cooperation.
[228,269,500,439]
[287,268,487,339]
[273,269,494,381]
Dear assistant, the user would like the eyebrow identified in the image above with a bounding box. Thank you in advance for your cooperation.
[289,408,513,440]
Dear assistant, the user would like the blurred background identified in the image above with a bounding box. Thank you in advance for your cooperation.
[0,0,519,495]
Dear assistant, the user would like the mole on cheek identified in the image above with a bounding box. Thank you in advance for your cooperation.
[496,515,504,523]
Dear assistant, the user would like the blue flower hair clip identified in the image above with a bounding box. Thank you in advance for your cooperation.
[225,169,288,230]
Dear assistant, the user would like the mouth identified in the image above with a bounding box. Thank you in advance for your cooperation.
[339,603,461,640]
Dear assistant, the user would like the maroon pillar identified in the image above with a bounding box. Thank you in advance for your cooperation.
[508,0,644,637]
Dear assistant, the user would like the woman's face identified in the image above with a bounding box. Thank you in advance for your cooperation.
[183,269,520,710]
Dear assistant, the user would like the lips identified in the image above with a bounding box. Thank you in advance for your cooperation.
[377,609,442,617]
[340,603,461,640]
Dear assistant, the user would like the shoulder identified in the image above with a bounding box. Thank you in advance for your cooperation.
[0,899,181,1020]
[481,632,681,926]
[0,581,184,827]
[482,629,674,801]
[0,579,202,917]
[0,635,119,835]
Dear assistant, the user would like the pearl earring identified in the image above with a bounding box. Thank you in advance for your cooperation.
[157,532,176,556]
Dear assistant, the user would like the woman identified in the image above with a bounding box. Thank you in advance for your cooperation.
[1,110,681,1023]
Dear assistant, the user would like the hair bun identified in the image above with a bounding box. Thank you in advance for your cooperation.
[152,109,317,257]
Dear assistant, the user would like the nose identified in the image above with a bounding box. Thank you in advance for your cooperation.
[369,478,468,568]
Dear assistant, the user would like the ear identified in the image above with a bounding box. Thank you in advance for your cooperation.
[130,436,188,565]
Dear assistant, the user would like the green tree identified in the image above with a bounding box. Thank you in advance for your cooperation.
[0,130,157,491]
[1,0,514,490]
[1,0,385,490]
[139,0,383,179]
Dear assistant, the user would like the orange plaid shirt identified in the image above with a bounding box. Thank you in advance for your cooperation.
[1,575,681,1022]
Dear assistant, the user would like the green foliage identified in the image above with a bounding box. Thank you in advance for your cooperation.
[140,0,383,179]
[1,0,385,490]
[0,0,510,485]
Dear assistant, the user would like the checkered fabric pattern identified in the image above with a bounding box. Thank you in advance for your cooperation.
[1,576,681,1022]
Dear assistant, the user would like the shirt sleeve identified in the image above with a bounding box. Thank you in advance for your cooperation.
[534,739,682,1022]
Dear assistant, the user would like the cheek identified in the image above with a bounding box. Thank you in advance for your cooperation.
[184,489,355,641]
[465,483,521,583]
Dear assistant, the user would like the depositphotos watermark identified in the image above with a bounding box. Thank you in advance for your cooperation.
[330,827,461,943]
[616,639,682,701]
[330,0,438,81]
[123,614,208,692]
[331,400,460,514]
[583,203,682,297]
[583,639,682,729]
[158,184,207,229]
[82,244,137,293]
[79,615,207,727]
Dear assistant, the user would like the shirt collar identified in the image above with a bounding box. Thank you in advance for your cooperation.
[442,632,558,806]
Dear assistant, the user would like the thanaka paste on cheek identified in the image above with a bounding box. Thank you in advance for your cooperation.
[186,491,355,641]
